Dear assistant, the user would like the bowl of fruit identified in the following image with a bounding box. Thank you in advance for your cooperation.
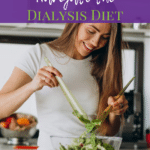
[50,135,122,150]
[0,113,37,145]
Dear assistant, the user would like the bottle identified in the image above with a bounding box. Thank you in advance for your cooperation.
[133,23,140,30]
[146,129,150,148]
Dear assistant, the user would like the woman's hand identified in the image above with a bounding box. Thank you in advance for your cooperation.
[30,66,62,92]
[108,95,129,116]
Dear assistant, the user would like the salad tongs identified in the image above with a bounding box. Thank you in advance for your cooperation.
[44,57,89,120]
[99,77,135,125]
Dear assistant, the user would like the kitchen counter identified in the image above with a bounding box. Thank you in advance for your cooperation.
[120,141,148,150]
[0,138,37,150]
[0,138,149,150]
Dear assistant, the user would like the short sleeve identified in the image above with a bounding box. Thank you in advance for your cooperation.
[14,43,42,79]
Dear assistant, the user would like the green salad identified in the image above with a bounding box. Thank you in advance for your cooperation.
[59,132,114,150]
[59,111,115,150]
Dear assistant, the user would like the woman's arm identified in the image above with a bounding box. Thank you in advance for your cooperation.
[0,67,34,119]
[0,66,62,120]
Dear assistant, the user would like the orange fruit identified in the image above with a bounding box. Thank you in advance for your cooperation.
[17,118,30,126]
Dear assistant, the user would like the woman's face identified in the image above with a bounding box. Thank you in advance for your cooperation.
[74,23,111,60]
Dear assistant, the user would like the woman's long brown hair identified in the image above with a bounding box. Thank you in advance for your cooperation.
[47,23,124,135]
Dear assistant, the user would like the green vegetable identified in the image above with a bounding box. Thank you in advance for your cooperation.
[72,110,102,133]
[58,108,117,150]
[59,110,115,150]
[60,144,67,150]
[59,134,115,150]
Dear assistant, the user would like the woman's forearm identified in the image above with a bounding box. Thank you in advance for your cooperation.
[0,82,34,119]
[105,113,121,136]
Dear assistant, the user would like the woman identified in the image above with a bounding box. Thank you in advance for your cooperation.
[0,23,128,149]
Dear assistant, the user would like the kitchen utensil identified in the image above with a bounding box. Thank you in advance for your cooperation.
[50,135,122,150]
[0,112,38,145]
[99,77,135,125]
[44,57,88,119]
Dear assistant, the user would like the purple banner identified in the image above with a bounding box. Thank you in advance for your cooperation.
[0,0,149,23]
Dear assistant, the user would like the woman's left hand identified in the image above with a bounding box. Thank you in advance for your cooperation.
[108,95,129,115]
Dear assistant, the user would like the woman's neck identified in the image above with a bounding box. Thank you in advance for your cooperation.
[65,49,89,60]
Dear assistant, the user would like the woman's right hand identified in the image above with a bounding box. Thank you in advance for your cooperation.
[30,66,63,92]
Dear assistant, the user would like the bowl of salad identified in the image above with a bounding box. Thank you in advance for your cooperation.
[50,135,122,150]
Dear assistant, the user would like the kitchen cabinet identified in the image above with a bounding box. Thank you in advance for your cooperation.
[0,23,65,38]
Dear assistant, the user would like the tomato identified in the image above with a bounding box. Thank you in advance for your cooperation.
[79,143,84,147]
[0,121,9,128]
[6,117,13,124]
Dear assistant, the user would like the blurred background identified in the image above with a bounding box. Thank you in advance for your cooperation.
[0,23,149,150]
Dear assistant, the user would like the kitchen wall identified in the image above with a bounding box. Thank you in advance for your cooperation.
[122,49,135,91]
[144,33,150,134]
